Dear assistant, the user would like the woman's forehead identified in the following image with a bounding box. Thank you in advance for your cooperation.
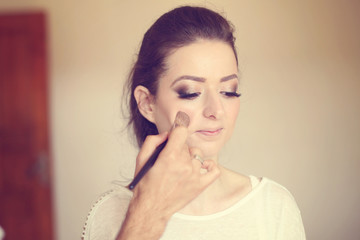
[161,40,238,84]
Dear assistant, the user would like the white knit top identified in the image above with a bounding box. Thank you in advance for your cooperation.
[82,176,306,240]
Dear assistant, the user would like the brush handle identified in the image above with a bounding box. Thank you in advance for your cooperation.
[128,140,168,190]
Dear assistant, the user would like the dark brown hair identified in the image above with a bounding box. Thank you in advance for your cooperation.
[125,6,238,147]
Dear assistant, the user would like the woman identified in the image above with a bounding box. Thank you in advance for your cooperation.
[82,6,306,240]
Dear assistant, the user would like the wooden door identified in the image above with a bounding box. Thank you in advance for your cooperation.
[0,12,54,240]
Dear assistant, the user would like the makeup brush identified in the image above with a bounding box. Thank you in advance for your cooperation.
[128,111,190,190]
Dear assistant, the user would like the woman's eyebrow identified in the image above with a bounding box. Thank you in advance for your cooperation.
[171,74,238,87]
[220,74,238,82]
[170,75,205,87]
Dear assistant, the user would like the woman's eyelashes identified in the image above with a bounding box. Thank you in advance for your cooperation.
[221,91,241,97]
[177,90,200,99]
[175,88,241,99]
[221,85,241,98]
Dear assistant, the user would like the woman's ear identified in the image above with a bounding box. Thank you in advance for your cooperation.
[134,85,156,123]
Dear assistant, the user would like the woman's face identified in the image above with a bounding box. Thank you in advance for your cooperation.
[152,40,240,159]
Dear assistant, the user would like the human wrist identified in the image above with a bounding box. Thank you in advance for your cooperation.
[116,197,169,240]
[128,195,171,225]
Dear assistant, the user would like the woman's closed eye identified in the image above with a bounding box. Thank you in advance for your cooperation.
[221,91,241,98]
[177,91,200,99]
[177,91,241,100]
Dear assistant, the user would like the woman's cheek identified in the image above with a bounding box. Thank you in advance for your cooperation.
[174,105,197,128]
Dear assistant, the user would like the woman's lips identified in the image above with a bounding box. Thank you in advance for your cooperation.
[196,128,223,136]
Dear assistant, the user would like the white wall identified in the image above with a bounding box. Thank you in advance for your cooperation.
[1,0,360,239]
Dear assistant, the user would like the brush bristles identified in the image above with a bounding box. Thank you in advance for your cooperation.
[174,111,190,128]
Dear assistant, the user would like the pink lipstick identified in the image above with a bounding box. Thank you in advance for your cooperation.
[197,128,223,136]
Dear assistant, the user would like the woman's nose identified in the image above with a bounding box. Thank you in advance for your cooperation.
[203,92,224,119]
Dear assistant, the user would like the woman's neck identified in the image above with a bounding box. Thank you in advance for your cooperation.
[178,165,251,216]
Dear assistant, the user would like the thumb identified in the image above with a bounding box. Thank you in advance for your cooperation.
[199,160,221,187]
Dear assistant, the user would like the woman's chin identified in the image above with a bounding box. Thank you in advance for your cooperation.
[187,141,223,160]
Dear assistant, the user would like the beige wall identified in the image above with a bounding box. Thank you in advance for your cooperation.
[1,0,360,239]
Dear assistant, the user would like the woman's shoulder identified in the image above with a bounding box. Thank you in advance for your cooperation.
[224,170,299,207]
[255,177,306,238]
[81,184,133,240]
[251,176,301,213]
[221,168,298,206]
[257,177,297,200]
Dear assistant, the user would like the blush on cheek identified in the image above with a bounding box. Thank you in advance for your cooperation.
[154,111,173,133]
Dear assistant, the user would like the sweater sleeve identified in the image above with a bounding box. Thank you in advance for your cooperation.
[279,200,306,240]
[82,188,132,240]
[275,187,306,240]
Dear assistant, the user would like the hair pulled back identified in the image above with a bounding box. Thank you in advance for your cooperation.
[126,6,238,147]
